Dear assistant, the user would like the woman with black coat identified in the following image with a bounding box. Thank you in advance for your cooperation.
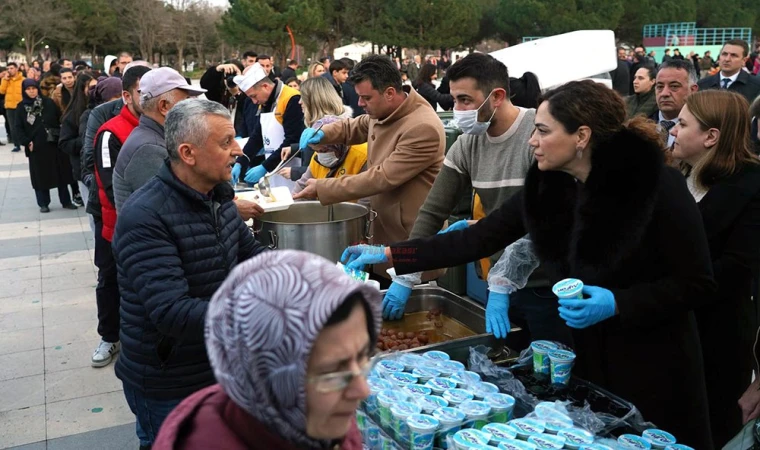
[670,90,760,446]
[343,80,716,448]
[413,63,454,111]
[15,79,76,212]
[59,72,95,202]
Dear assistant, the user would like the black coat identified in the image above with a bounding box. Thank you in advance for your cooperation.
[14,97,73,190]
[414,81,454,111]
[59,108,83,181]
[609,59,631,97]
[391,129,715,448]
[698,71,760,104]
[694,163,760,446]
[112,162,267,400]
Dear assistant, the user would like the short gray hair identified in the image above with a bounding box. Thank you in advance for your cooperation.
[141,89,177,112]
[165,98,231,162]
[658,59,698,86]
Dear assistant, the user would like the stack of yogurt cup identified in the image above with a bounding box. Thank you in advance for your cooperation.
[615,429,692,450]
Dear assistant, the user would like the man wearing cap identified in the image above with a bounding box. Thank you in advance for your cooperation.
[229,62,304,188]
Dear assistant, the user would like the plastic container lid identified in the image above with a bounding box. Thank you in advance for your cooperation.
[399,352,426,368]
[423,350,451,361]
[453,429,492,448]
[425,377,458,392]
[417,394,449,413]
[664,445,694,450]
[558,428,594,448]
[443,388,474,404]
[413,366,441,379]
[508,418,546,437]
[472,381,500,398]
[579,445,615,450]
[618,434,653,449]
[376,360,405,374]
[437,359,466,374]
[530,340,559,354]
[498,440,539,450]
[482,423,518,442]
[407,413,440,432]
[433,406,467,424]
[552,278,584,298]
[533,403,573,433]
[387,371,418,386]
[642,429,677,447]
[528,434,566,449]
[377,389,407,406]
[547,349,576,362]
[403,384,433,397]
[459,399,492,417]
[390,401,422,419]
[483,393,516,410]
[367,376,393,393]
[451,370,482,386]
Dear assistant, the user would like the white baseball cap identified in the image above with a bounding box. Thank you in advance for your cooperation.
[138,67,207,100]
[233,63,268,92]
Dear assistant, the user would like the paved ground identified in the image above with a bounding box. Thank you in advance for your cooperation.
[0,119,137,449]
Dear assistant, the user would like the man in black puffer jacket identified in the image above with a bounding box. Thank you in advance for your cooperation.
[112,98,267,449]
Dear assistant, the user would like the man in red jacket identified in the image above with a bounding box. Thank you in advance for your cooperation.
[90,65,151,368]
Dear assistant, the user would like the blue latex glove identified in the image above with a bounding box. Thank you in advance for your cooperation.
[558,285,616,329]
[486,291,510,338]
[382,282,412,320]
[244,165,267,185]
[340,244,388,271]
[231,163,241,185]
[299,128,325,150]
[438,219,469,234]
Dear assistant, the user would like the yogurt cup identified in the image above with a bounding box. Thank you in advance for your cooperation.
[400,353,427,371]
[417,394,449,414]
[452,429,492,449]
[377,390,408,428]
[388,371,419,387]
[483,393,516,423]
[664,445,694,450]
[579,445,615,450]
[508,418,546,439]
[424,350,451,362]
[482,423,518,444]
[528,434,566,449]
[618,434,653,449]
[471,381,500,399]
[377,360,406,377]
[356,409,368,434]
[498,440,539,450]
[552,278,584,299]
[433,407,467,449]
[530,341,559,375]
[533,403,573,434]
[642,429,677,449]
[459,400,492,430]
[558,428,594,449]
[390,401,422,443]
[443,388,475,406]
[404,384,433,397]
[451,370,482,387]
[380,432,401,450]
[413,367,442,383]
[407,413,440,450]
[365,419,381,448]
[437,360,467,376]
[366,377,394,415]
[548,349,576,386]
[426,377,458,395]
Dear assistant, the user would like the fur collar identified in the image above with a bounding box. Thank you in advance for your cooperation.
[524,128,663,281]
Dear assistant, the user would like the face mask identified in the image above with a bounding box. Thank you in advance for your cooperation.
[317,152,339,167]
[453,90,497,135]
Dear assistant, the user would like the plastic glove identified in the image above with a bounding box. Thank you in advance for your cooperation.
[383,282,412,320]
[340,244,388,271]
[486,291,511,338]
[231,163,241,185]
[244,165,267,185]
[438,219,469,234]
[558,285,616,329]
[299,128,325,150]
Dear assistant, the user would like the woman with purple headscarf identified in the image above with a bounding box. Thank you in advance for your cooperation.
[154,250,381,450]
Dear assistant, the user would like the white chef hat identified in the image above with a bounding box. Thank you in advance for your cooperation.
[233,63,268,92]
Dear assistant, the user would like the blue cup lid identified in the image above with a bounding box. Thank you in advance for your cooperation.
[508,418,546,435]
[618,434,653,449]
[459,399,492,416]
[403,384,432,396]
[423,350,451,361]
[530,340,559,353]
[390,401,422,418]
[437,360,466,372]
[498,440,539,450]
[417,394,449,411]
[484,392,516,409]
[377,389,407,404]
[426,377,457,391]
[433,406,466,423]
[528,434,566,449]
[377,360,405,373]
[367,376,393,392]
[665,445,694,450]
[451,370,482,385]
[388,371,418,385]
[407,413,440,431]
[558,428,594,446]
[642,429,676,445]
[413,367,441,378]
[472,381,500,396]
[443,388,475,403]
[548,349,576,361]
[552,278,584,297]
[482,423,518,441]
[453,429,491,446]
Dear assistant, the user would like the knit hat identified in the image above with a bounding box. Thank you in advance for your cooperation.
[205,250,381,449]
[93,77,123,104]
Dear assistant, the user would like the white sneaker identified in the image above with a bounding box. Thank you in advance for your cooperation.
[91,340,120,368]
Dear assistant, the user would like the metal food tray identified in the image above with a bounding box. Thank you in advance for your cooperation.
[386,285,519,364]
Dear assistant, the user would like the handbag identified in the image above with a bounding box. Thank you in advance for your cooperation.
[45,127,60,143]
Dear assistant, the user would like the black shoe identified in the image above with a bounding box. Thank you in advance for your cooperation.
[62,203,78,210]
[73,193,84,207]
[11,146,20,152]
[40,206,50,213]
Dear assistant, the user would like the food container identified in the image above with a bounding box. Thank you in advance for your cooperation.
[530,341,559,375]
[528,434,566,449]
[400,353,427,371]
[533,403,573,434]
[482,423,518,445]
[551,278,584,299]
[390,402,422,443]
[376,360,405,377]
[471,381,500,399]
[433,407,467,449]
[451,370,482,387]
[377,390,408,429]
[508,418,546,440]
[642,429,676,449]
[548,349,576,386]
[404,384,433,397]
[417,394,449,414]
[424,350,451,362]
[579,445,614,450]
[443,388,475,406]
[664,445,694,450]
[618,434,653,449]
[365,419,382,448]
[558,428,594,449]
[483,393,515,423]
[437,360,466,376]
[388,371,419,387]
[452,429,492,449]
[366,377,393,415]
[407,413,440,450]
[459,400,492,429]
[498,440,539,450]
[426,377,458,395]
[356,409,368,434]
[414,367,442,383]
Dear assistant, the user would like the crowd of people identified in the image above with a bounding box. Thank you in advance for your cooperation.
[1,36,760,450]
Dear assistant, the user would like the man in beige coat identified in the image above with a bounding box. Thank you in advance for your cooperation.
[294,55,444,284]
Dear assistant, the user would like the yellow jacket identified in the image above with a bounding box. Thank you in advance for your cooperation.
[0,73,25,109]
[309,144,368,179]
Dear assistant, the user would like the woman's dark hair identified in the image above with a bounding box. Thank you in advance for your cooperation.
[541,80,660,149]
[509,72,541,108]
[413,63,438,88]
[63,72,95,127]
[283,77,299,86]
[325,292,376,345]
[637,64,657,81]
[349,55,402,93]
[447,53,510,98]
[48,63,62,77]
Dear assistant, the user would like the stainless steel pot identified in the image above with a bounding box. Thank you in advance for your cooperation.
[253,202,377,262]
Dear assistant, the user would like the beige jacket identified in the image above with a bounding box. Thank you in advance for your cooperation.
[316,88,445,279]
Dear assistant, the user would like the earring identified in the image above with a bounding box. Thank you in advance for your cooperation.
[576,147,584,159]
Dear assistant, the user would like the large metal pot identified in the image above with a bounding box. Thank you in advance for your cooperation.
[254,202,377,262]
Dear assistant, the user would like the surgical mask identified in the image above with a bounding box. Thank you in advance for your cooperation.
[453,91,497,135]
[317,152,340,167]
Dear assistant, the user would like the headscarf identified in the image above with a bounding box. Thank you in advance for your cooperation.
[21,79,42,110]
[311,115,350,159]
[205,250,381,449]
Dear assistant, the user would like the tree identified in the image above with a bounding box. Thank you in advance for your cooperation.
[118,0,170,62]
[0,0,76,62]
[62,0,122,57]
[186,2,224,67]
[617,0,697,43]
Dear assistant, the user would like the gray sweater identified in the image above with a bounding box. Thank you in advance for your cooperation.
[113,115,167,212]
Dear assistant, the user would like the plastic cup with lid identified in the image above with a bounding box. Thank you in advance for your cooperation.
[366,376,393,415]
[483,393,515,423]
[376,360,406,378]
[433,407,467,449]
[377,389,408,428]
[552,278,584,299]
[437,360,466,377]
[400,353,427,372]
[558,428,595,449]
[528,434,566,449]
[533,402,572,434]
[426,377,458,395]
[416,394,449,414]
[404,384,433,397]
[618,434,653,449]
[459,399,492,430]
[443,388,475,406]
[579,444,615,450]
[482,423,518,445]
[471,381,500,399]
[507,418,546,440]
[390,401,422,442]
[424,350,451,362]
[388,371,419,387]
[548,349,576,386]
[413,367,442,384]
[664,445,694,450]
[642,429,677,449]
[452,429,492,450]
[407,413,440,450]
[530,340,559,375]
[365,418,381,448]
[451,370,482,388]
[498,439,539,450]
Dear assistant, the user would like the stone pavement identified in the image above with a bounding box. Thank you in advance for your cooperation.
[0,119,137,449]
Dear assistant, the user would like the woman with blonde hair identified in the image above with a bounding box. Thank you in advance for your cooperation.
[670,90,760,446]
[307,62,326,78]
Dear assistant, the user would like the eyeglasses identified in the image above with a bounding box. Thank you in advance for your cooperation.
[307,352,381,393]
